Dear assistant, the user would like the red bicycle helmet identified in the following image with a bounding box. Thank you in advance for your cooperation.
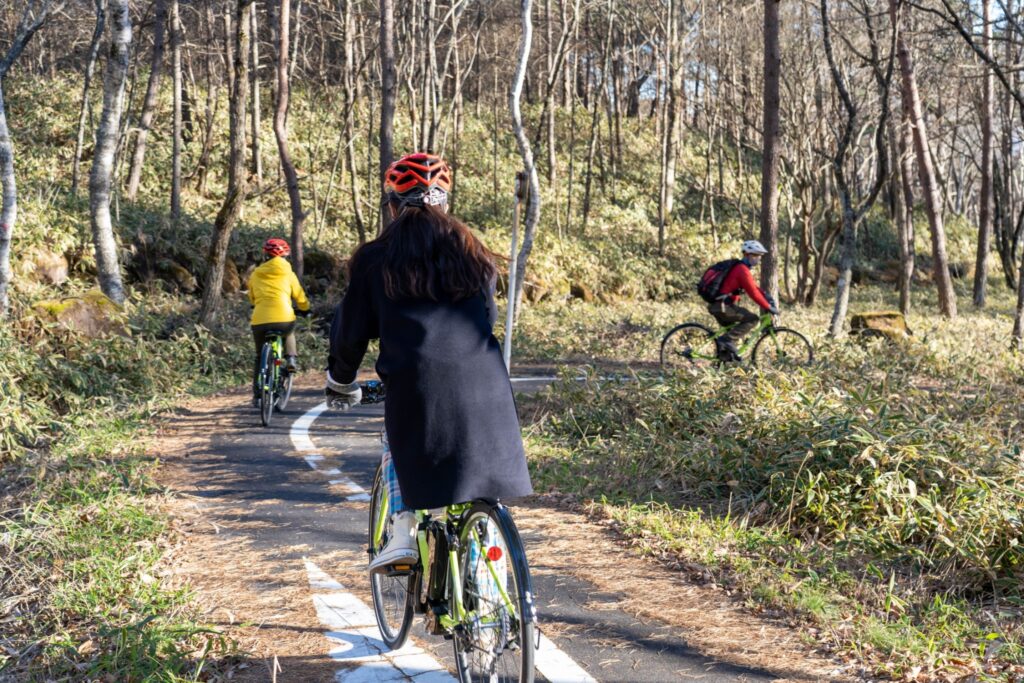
[383,152,451,207]
[263,238,291,257]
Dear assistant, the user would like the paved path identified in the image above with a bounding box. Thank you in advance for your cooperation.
[171,381,801,682]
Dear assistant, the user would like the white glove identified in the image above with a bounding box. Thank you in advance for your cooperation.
[325,373,362,411]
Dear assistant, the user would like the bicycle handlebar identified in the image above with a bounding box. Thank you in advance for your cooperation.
[359,380,386,404]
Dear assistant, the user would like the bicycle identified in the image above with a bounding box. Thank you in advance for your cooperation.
[357,383,537,683]
[660,311,813,370]
[256,329,294,426]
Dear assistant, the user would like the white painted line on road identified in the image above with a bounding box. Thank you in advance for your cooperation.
[303,560,456,683]
[295,399,599,683]
[292,403,329,452]
[536,633,600,683]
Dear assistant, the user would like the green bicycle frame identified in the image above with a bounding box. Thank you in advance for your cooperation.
[373,489,517,628]
[263,335,285,394]
[685,312,776,361]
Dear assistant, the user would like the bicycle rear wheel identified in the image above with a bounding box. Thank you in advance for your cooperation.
[277,372,294,411]
[752,327,814,369]
[453,502,535,683]
[660,323,717,370]
[368,465,415,650]
[259,344,274,427]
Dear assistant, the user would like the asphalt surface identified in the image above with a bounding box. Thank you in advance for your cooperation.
[182,384,785,682]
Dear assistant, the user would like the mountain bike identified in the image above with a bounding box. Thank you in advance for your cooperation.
[660,312,813,370]
[361,384,537,683]
[256,329,294,426]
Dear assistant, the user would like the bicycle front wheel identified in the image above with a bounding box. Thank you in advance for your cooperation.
[368,465,415,650]
[752,327,814,369]
[660,323,717,370]
[259,344,274,427]
[453,502,536,683]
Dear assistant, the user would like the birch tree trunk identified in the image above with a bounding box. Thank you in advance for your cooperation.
[170,0,183,220]
[759,0,781,302]
[89,0,132,304]
[72,0,107,197]
[124,0,166,201]
[378,0,396,225]
[510,0,542,316]
[892,0,957,319]
[0,85,15,316]
[199,0,253,325]
[274,0,305,277]
[1,0,67,315]
[973,0,994,307]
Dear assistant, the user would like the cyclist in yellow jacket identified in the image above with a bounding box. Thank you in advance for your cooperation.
[248,238,310,403]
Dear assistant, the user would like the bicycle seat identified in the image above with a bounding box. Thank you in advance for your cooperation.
[263,329,288,337]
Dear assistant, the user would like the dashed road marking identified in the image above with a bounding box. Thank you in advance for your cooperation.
[293,396,600,682]
[303,561,456,682]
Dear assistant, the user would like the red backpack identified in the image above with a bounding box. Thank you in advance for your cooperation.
[696,259,740,303]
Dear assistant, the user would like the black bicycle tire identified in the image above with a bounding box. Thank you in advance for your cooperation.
[368,465,416,650]
[453,501,536,683]
[259,344,274,427]
[277,371,294,412]
[659,322,716,369]
[751,327,814,368]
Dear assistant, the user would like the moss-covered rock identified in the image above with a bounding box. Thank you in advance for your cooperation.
[850,310,911,340]
[33,289,128,338]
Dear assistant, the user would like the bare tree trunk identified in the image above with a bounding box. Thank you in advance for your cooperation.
[170,0,182,220]
[340,0,365,242]
[250,1,263,185]
[973,0,994,307]
[892,0,957,319]
[124,0,166,201]
[759,0,781,302]
[895,112,916,315]
[582,0,613,230]
[199,0,253,325]
[0,85,15,315]
[224,0,235,94]
[89,0,131,304]
[72,0,107,197]
[510,0,542,316]
[274,0,305,277]
[194,1,219,194]
[658,0,683,254]
[379,0,396,226]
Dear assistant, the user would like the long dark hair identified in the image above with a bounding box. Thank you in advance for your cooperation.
[349,204,498,301]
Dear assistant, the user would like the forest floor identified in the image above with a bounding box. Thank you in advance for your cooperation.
[150,375,856,683]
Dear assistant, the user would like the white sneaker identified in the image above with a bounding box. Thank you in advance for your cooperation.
[370,511,418,573]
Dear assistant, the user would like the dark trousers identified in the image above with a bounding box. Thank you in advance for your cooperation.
[708,301,759,351]
[252,322,296,395]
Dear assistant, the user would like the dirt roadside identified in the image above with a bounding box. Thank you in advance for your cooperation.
[148,380,857,682]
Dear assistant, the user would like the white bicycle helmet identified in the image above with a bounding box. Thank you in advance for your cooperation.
[741,239,768,255]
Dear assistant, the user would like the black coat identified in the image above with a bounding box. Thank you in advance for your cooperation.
[327,244,533,509]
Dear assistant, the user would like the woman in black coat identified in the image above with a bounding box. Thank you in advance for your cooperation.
[325,152,532,572]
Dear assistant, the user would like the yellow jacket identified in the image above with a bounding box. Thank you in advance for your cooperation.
[248,257,310,325]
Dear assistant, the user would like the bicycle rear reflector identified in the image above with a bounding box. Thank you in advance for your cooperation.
[487,546,503,562]
[274,359,284,366]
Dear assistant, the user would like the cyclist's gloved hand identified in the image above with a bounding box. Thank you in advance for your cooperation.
[295,307,312,318]
[768,306,780,316]
[325,372,361,411]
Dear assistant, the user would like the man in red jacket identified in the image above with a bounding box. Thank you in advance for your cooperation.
[709,240,778,361]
